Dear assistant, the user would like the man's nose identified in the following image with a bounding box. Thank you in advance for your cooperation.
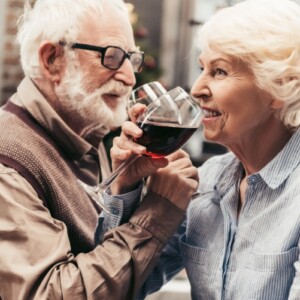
[114,58,136,87]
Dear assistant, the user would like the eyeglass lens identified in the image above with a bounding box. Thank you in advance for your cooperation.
[103,47,142,72]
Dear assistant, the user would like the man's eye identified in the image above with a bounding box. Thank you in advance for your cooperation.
[105,55,115,61]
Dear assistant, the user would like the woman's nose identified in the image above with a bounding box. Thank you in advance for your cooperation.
[191,75,211,103]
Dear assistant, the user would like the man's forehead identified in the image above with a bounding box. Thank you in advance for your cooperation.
[79,10,136,50]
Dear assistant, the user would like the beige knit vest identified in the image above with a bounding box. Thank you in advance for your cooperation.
[0,101,101,255]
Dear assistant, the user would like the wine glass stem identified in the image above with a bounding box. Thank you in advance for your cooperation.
[100,155,139,192]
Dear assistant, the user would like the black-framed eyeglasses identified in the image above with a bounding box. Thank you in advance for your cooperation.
[60,41,144,73]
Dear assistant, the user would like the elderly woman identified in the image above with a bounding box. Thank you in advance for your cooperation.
[108,0,300,299]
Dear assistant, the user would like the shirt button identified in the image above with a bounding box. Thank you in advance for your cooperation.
[112,208,119,215]
[248,176,257,184]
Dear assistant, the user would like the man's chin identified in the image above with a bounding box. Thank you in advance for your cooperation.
[108,114,129,129]
[79,94,128,132]
[105,101,128,128]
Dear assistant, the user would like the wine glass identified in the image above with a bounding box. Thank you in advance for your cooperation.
[134,87,202,158]
[127,81,167,109]
[78,86,202,212]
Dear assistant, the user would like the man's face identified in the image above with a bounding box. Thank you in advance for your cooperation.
[55,4,137,137]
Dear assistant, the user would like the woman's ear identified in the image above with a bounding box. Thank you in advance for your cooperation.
[270,98,284,110]
[38,41,65,84]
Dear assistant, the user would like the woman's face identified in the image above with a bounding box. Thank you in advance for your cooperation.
[191,49,276,148]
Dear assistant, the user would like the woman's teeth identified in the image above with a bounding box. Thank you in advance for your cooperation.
[203,109,221,117]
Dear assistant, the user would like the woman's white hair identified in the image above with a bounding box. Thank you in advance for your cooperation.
[16,0,129,79]
[197,0,300,129]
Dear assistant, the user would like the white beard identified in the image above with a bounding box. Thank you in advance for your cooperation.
[54,57,131,137]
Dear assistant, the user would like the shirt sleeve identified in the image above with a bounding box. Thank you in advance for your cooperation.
[94,183,143,244]
[0,164,185,300]
[136,219,187,299]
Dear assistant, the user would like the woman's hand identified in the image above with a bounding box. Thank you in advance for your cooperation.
[147,150,199,211]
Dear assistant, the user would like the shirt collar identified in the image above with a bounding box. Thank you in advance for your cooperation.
[15,77,107,185]
[215,127,300,193]
[259,127,300,189]
[17,77,102,160]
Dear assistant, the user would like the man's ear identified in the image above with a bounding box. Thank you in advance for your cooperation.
[39,41,65,84]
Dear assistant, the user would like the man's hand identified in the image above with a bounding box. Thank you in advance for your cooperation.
[109,104,169,195]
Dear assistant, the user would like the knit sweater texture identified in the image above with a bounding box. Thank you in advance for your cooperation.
[0,101,101,254]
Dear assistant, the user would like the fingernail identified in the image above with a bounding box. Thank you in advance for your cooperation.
[138,146,146,153]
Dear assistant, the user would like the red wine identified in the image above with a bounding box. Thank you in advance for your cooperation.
[135,121,197,158]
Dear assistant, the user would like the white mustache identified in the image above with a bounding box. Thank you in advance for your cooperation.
[99,80,132,98]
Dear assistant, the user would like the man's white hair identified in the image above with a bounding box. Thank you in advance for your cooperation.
[16,0,129,78]
[197,0,300,129]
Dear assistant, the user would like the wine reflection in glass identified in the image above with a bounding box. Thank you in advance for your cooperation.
[78,86,202,212]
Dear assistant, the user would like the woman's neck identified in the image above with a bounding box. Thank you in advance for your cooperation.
[229,121,293,176]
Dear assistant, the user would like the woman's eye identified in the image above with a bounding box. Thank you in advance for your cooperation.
[214,68,227,76]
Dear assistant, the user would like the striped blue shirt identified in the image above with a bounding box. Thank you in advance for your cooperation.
[95,184,142,244]
[137,127,300,299]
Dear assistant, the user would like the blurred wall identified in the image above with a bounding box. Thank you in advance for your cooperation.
[0,0,7,102]
[127,0,197,90]
[127,0,162,53]
[0,0,24,104]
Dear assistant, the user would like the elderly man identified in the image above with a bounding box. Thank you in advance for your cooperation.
[0,0,198,299]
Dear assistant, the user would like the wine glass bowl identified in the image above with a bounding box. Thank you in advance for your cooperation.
[135,87,203,158]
